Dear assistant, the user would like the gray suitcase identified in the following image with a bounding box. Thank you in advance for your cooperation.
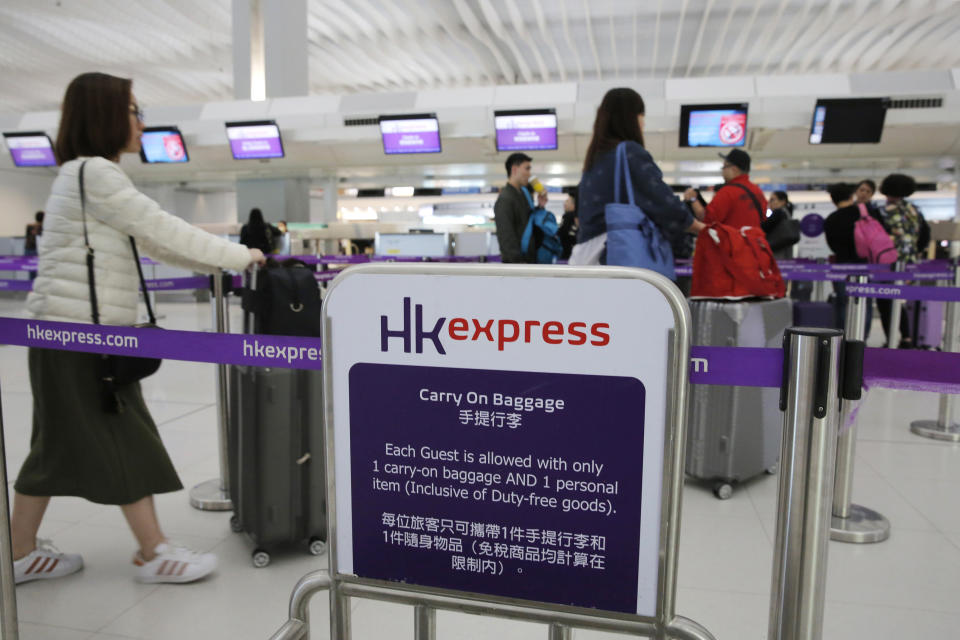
[686,298,792,499]
[226,269,327,567]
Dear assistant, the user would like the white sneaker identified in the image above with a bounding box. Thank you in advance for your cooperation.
[133,542,217,584]
[14,538,83,584]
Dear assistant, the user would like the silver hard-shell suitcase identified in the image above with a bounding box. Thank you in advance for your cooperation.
[685,298,793,499]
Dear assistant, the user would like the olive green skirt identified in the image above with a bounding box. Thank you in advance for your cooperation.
[14,348,182,505]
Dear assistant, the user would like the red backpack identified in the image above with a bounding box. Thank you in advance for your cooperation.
[690,224,786,300]
[853,203,897,264]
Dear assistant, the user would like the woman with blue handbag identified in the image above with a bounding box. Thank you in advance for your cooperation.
[571,88,704,279]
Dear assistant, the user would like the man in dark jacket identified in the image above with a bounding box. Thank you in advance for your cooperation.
[494,153,547,263]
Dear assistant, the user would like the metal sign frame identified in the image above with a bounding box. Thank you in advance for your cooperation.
[315,263,715,640]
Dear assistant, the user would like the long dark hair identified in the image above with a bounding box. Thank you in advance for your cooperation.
[773,190,794,216]
[55,72,133,164]
[583,88,645,172]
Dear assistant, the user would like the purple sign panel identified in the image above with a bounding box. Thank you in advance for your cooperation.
[380,117,441,154]
[495,113,558,151]
[349,362,646,614]
[5,134,57,167]
[226,123,284,159]
[800,213,825,237]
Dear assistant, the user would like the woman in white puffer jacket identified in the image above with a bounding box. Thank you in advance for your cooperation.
[12,72,265,587]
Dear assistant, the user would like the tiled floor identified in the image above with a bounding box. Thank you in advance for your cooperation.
[0,298,958,639]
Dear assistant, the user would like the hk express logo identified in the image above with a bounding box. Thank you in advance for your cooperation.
[380,297,611,355]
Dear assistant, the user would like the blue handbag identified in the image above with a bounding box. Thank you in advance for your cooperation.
[604,142,675,280]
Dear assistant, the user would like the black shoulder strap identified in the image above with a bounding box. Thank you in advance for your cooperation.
[128,237,156,324]
[79,161,100,325]
[728,182,766,227]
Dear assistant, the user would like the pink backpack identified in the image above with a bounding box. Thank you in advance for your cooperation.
[853,203,897,264]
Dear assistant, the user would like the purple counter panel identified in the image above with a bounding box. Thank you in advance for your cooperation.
[4,133,57,167]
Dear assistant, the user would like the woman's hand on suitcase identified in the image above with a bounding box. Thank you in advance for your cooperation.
[248,249,266,266]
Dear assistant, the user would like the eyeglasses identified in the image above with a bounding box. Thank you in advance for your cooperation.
[129,105,144,122]
[722,162,734,169]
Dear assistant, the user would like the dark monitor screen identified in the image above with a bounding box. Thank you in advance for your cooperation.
[379,114,442,154]
[494,109,558,151]
[140,126,189,163]
[809,98,887,144]
[225,120,285,159]
[3,131,57,167]
[679,103,748,148]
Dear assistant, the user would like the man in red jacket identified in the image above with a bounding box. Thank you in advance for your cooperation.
[684,149,767,228]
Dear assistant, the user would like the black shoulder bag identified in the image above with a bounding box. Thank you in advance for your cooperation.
[79,161,162,412]
[729,182,800,251]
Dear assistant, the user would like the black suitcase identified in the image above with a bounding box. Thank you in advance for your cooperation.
[227,268,327,567]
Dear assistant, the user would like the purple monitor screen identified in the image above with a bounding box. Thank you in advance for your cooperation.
[4,133,56,167]
[379,116,441,154]
[226,121,284,159]
[494,110,558,151]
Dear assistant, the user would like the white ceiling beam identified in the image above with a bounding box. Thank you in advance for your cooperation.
[876,13,958,70]
[722,0,763,75]
[816,0,901,72]
[581,0,604,79]
[531,0,568,82]
[740,0,789,75]
[777,0,843,73]
[832,0,905,70]
[902,15,960,68]
[667,0,689,78]
[504,0,551,82]
[417,1,499,85]
[651,0,663,77]
[558,0,584,82]
[451,0,517,83]
[684,0,716,77]
[476,0,534,84]
[854,10,930,71]
[703,0,739,76]
[797,0,872,74]
[610,15,619,79]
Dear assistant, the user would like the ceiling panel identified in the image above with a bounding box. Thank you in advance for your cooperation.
[2,0,959,114]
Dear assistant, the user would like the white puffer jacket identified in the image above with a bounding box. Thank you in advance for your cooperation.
[28,156,253,325]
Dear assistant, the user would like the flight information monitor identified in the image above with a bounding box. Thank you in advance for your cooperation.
[494,109,558,151]
[3,132,57,167]
[809,98,887,144]
[140,126,189,163]
[226,120,285,159]
[679,103,749,148]
[379,114,442,154]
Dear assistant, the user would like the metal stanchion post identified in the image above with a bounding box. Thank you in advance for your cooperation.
[831,275,890,543]
[190,271,233,510]
[548,623,573,640]
[414,604,436,640]
[769,327,843,640]
[887,260,905,349]
[910,260,960,441]
[0,385,20,639]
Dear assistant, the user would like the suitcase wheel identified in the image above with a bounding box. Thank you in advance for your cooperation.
[765,464,779,476]
[308,537,327,556]
[229,515,243,533]
[252,549,271,568]
[713,482,734,500]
